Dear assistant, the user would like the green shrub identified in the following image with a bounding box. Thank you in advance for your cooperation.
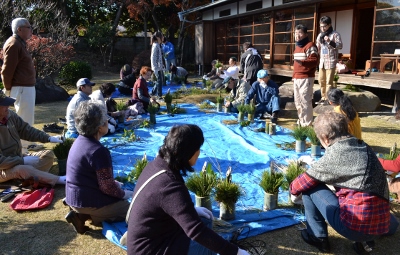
[236,103,247,113]
[245,104,256,114]
[306,127,320,145]
[147,103,159,114]
[116,100,128,111]
[186,162,218,197]
[53,138,75,160]
[259,169,284,194]
[216,91,224,104]
[59,61,92,86]
[291,126,308,141]
[281,160,306,190]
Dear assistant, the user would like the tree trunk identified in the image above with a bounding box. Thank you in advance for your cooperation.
[144,16,148,50]
[151,8,160,32]
[108,3,123,67]
[177,20,186,66]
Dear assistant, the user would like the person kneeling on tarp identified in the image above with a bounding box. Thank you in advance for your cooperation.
[290,112,399,254]
[65,101,133,234]
[245,69,280,123]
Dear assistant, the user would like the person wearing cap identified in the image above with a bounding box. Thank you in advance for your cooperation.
[245,69,280,122]
[65,78,95,138]
[1,18,35,126]
[0,91,66,186]
[212,57,240,89]
[223,76,251,113]
[293,24,319,127]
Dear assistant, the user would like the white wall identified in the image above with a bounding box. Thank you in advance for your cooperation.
[321,10,353,54]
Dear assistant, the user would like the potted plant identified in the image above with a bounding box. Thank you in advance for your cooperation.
[147,102,158,124]
[164,89,173,113]
[291,125,308,152]
[280,160,306,204]
[246,104,256,123]
[259,162,284,210]
[130,153,148,182]
[224,96,233,113]
[306,127,321,157]
[214,60,223,69]
[333,72,339,87]
[186,162,218,211]
[116,100,127,123]
[216,91,224,112]
[236,103,246,122]
[214,167,243,220]
[53,138,75,175]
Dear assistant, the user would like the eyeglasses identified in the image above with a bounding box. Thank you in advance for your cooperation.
[320,25,328,28]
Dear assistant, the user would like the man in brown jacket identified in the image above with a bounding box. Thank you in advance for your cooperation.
[293,24,319,127]
[0,91,65,186]
[1,18,36,126]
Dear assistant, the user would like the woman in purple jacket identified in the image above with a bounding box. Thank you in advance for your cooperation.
[65,101,133,234]
[127,124,249,255]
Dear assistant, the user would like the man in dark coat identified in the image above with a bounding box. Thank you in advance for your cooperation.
[240,42,263,86]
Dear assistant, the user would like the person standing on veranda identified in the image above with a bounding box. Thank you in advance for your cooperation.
[1,18,35,126]
[316,16,342,105]
[293,24,318,127]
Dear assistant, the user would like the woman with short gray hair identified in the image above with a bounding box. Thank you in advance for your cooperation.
[290,111,398,254]
[65,101,133,234]
[74,100,108,137]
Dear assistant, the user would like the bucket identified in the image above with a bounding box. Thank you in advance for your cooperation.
[295,140,306,153]
[57,159,67,176]
[220,202,235,220]
[263,192,278,211]
[195,195,212,211]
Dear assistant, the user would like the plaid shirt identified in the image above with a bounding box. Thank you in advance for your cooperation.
[316,30,342,69]
[290,173,390,235]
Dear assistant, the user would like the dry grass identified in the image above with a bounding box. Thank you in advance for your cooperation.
[1,71,399,255]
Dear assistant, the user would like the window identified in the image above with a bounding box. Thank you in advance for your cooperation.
[273,6,315,67]
[220,9,231,17]
[215,14,271,66]
[372,1,400,68]
[246,1,262,12]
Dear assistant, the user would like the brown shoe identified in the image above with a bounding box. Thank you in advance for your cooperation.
[65,211,90,234]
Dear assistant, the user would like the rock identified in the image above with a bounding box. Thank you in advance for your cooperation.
[279,81,294,98]
[35,77,70,104]
[279,82,381,112]
[279,81,295,110]
[344,89,381,112]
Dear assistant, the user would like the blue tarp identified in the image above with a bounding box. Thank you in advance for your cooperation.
[101,101,312,249]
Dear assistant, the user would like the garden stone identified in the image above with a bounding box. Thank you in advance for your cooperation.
[313,86,381,113]
[280,82,381,112]
[35,77,69,104]
[278,81,295,109]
